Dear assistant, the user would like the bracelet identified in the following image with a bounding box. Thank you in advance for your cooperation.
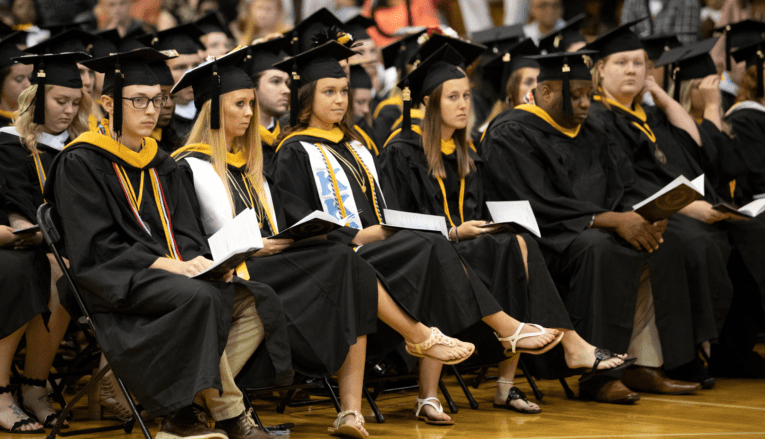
[451,226,459,243]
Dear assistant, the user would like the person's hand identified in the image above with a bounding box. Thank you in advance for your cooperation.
[13,231,43,250]
[220,269,235,283]
[614,212,665,252]
[453,220,500,241]
[642,75,664,99]
[351,225,396,246]
[150,255,214,277]
[679,200,729,224]
[254,238,293,257]
[698,74,722,109]
[0,225,19,248]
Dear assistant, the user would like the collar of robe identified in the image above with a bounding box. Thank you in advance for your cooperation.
[725,100,765,117]
[373,95,403,119]
[441,137,456,155]
[276,126,345,152]
[0,109,14,122]
[68,131,159,169]
[384,124,423,148]
[260,120,280,147]
[150,127,163,141]
[516,104,581,138]
[393,108,424,129]
[593,95,657,143]
[171,142,249,169]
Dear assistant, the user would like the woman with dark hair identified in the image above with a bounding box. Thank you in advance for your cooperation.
[0,38,32,126]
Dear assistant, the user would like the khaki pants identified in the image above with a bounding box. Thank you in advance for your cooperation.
[628,265,664,368]
[194,286,265,421]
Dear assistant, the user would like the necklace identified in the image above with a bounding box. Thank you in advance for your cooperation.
[227,170,264,228]
[324,144,368,196]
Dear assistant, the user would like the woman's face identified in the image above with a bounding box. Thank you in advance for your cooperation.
[513,67,539,107]
[311,77,349,128]
[12,0,37,24]
[203,32,229,59]
[251,0,280,28]
[440,76,471,131]
[223,88,256,141]
[1,64,33,110]
[599,49,647,102]
[43,85,81,134]
[79,64,95,96]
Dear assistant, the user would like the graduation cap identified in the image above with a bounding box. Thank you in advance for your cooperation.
[136,23,205,55]
[273,40,358,126]
[715,20,765,71]
[585,17,648,61]
[482,38,540,100]
[397,44,466,136]
[656,37,718,100]
[81,48,170,138]
[0,36,28,69]
[38,21,87,37]
[0,21,14,38]
[25,29,99,55]
[119,27,150,52]
[149,59,176,87]
[732,38,765,98]
[171,46,252,130]
[289,7,345,54]
[239,37,289,81]
[350,64,372,89]
[531,50,597,116]
[0,30,28,48]
[90,29,121,58]
[343,14,376,41]
[12,52,91,125]
[381,29,427,74]
[538,13,586,54]
[195,10,234,40]
[408,33,486,68]
[471,24,525,55]
[640,34,684,61]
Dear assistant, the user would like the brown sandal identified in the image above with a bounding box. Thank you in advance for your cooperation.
[328,410,366,439]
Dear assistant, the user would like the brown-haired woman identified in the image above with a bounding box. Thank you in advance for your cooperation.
[0,39,32,126]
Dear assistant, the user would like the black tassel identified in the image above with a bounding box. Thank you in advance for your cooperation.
[673,76,681,101]
[289,60,299,127]
[725,27,732,71]
[757,50,764,98]
[211,63,220,130]
[561,58,573,116]
[402,79,412,138]
[33,60,46,125]
[113,61,123,139]
[663,63,670,92]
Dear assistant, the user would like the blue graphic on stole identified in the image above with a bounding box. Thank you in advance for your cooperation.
[318,169,361,229]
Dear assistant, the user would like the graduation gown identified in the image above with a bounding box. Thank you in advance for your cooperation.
[168,112,195,145]
[354,116,379,156]
[724,102,765,204]
[695,120,746,203]
[175,145,378,378]
[0,172,51,339]
[372,96,403,148]
[0,110,13,127]
[150,123,185,154]
[259,120,280,172]
[270,127,504,359]
[480,104,696,370]
[44,132,291,417]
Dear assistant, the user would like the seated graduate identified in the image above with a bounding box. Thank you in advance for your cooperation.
[147,58,186,154]
[349,64,378,154]
[270,38,566,423]
[240,37,290,170]
[481,50,703,403]
[343,14,387,112]
[380,45,635,413]
[0,36,32,126]
[172,47,475,439]
[44,48,292,439]
[587,25,765,380]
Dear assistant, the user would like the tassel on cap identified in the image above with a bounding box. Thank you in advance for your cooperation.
[561,57,573,116]
[33,60,46,125]
[663,62,671,92]
[211,63,221,129]
[673,66,681,101]
[401,78,412,137]
[757,50,764,98]
[113,61,123,138]
[289,59,299,127]
[725,28,732,71]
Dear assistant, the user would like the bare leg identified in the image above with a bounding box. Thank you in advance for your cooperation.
[558,329,626,370]
[493,355,539,411]
[516,235,529,280]
[0,324,43,432]
[335,336,369,437]
[482,312,557,352]
[415,358,451,422]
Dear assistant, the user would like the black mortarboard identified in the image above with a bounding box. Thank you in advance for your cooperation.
[149,58,176,87]
[482,38,540,100]
[641,34,684,61]
[91,29,121,58]
[273,40,357,126]
[531,50,597,116]
[350,64,372,89]
[0,30,28,48]
[13,52,91,124]
[381,29,426,73]
[195,10,234,40]
[732,38,765,98]
[172,46,252,130]
[25,29,99,55]
[714,20,765,71]
[137,23,205,55]
[343,14,376,41]
[397,44,466,136]
[0,36,28,68]
[471,24,525,55]
[409,33,486,67]
[119,27,149,52]
[656,37,718,100]
[0,22,14,39]
[290,8,345,54]
[82,48,170,138]
[585,17,648,61]
[38,21,85,37]
[538,13,587,54]
[240,37,289,80]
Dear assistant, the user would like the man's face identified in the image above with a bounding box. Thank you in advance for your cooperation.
[99,0,131,28]
[106,84,162,139]
[256,69,290,119]
[202,32,229,59]
[157,85,175,128]
[350,39,381,80]
[530,0,563,29]
[167,53,203,105]
[541,79,592,129]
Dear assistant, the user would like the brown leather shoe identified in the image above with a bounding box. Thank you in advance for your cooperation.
[622,366,702,395]
[580,377,640,404]
[156,405,227,439]
[216,409,269,439]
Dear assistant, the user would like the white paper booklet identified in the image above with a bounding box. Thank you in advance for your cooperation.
[270,210,350,240]
[382,209,449,238]
[194,209,264,279]
[484,201,542,238]
[632,174,705,222]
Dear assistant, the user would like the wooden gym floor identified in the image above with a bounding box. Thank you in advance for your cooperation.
[19,345,765,439]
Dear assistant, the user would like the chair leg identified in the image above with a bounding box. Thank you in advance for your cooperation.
[449,366,478,410]
[559,378,575,399]
[114,376,151,439]
[276,389,296,414]
[519,360,543,401]
[322,378,341,412]
[472,366,490,389]
[362,386,385,423]
[437,379,458,414]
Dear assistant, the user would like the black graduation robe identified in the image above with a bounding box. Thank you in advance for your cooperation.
[0,110,13,127]
[724,103,765,204]
[150,123,186,154]
[270,127,505,360]
[354,116,379,155]
[480,104,696,370]
[175,145,378,378]
[371,96,403,148]
[43,132,292,417]
[0,172,51,339]
[168,112,195,145]
[259,120,280,172]
[695,119,746,203]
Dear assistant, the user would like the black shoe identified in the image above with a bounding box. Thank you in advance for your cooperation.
[156,405,227,439]
[708,345,765,378]
[665,357,715,389]
[215,409,268,439]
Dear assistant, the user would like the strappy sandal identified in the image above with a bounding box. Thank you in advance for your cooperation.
[410,397,454,425]
[18,377,68,429]
[405,327,474,365]
[0,385,44,434]
[495,323,564,357]
[578,348,637,383]
[328,410,366,439]
[492,382,541,414]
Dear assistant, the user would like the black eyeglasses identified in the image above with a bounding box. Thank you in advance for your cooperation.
[122,96,168,109]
